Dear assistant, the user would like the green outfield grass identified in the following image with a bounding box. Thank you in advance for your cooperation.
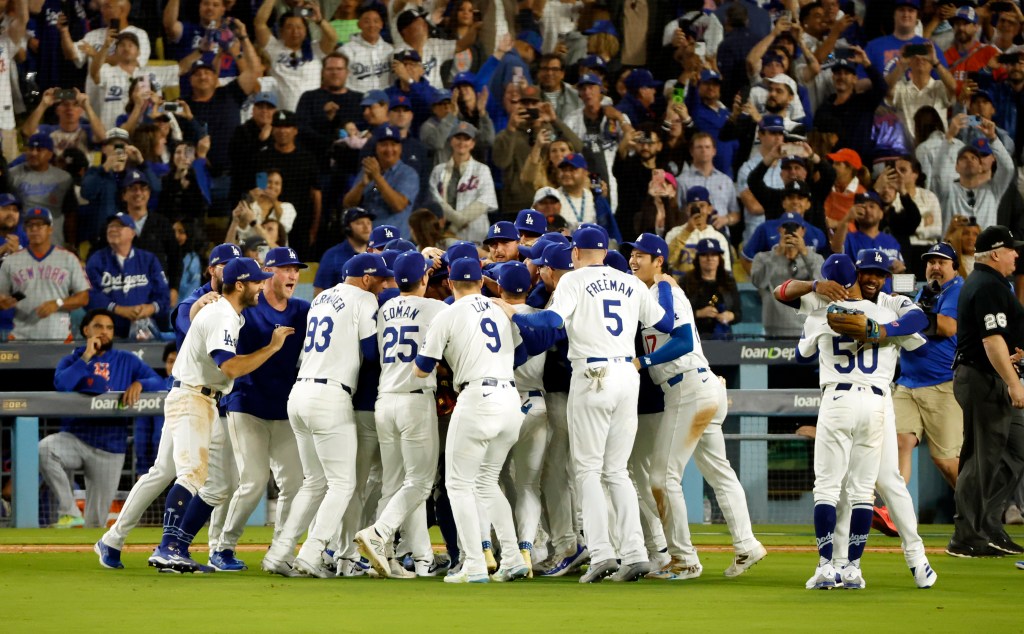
[2,526,1021,633]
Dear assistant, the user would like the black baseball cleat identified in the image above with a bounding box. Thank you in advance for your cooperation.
[945,539,1006,558]
[988,534,1024,555]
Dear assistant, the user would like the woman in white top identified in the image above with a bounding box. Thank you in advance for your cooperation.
[254,0,338,111]
[894,155,943,245]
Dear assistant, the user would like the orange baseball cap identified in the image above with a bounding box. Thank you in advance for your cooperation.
[826,148,863,170]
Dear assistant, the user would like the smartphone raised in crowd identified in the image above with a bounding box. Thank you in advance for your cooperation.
[255,172,269,190]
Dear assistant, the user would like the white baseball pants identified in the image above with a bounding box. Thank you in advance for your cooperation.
[813,385,886,507]
[198,415,238,550]
[336,410,382,559]
[542,391,578,556]
[511,391,548,546]
[39,432,123,528]
[629,413,668,555]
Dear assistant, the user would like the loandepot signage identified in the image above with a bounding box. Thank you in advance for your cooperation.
[739,345,797,362]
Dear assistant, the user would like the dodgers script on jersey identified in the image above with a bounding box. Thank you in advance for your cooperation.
[512,304,547,392]
[640,285,708,385]
[299,284,378,388]
[799,299,924,390]
[377,294,446,393]
[172,297,242,394]
[421,294,520,388]
[549,266,665,360]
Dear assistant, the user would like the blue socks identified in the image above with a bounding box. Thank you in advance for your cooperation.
[813,502,836,564]
[848,504,873,565]
[177,496,216,549]
[160,484,194,549]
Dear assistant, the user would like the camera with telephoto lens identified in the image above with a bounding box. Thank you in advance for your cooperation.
[916,279,943,337]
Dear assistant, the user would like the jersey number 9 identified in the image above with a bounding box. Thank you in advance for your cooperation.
[480,317,501,352]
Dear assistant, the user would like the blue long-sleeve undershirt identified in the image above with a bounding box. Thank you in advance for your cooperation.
[638,325,694,368]
[414,355,438,374]
[653,282,674,333]
[360,336,379,361]
[883,308,928,337]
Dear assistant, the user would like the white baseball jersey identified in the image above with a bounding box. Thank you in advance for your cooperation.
[0,246,90,341]
[799,299,925,391]
[264,37,326,111]
[298,283,378,387]
[96,63,144,131]
[0,34,17,130]
[512,303,546,392]
[377,294,446,393]
[420,293,520,388]
[172,297,242,394]
[799,291,927,352]
[339,34,393,93]
[640,285,709,385]
[548,266,665,361]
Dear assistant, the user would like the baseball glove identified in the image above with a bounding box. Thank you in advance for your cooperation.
[826,304,881,342]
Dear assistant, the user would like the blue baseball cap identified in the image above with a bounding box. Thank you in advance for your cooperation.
[393,251,431,284]
[223,257,274,286]
[855,248,892,274]
[778,212,807,228]
[385,238,417,253]
[686,186,710,204]
[344,252,394,278]
[252,91,278,107]
[560,153,588,170]
[0,193,20,209]
[209,243,242,266]
[452,72,476,87]
[380,249,402,269]
[497,261,531,293]
[394,49,422,63]
[583,20,619,37]
[762,51,784,66]
[373,124,403,143]
[75,372,110,395]
[443,241,480,265]
[821,253,858,288]
[960,136,993,157]
[429,88,453,106]
[577,73,603,88]
[951,6,978,24]
[449,257,482,281]
[389,93,412,110]
[625,233,669,257]
[523,232,570,261]
[360,90,389,107]
[540,243,574,270]
[855,191,883,206]
[580,54,607,71]
[343,207,376,226]
[106,212,137,231]
[485,221,520,244]
[970,88,994,103]
[895,0,920,8]
[515,209,547,235]
[23,207,53,225]
[573,226,607,250]
[758,114,786,132]
[699,69,722,83]
[604,251,630,273]
[625,68,661,91]
[27,133,54,152]
[696,238,725,255]
[368,225,401,249]
[264,246,308,269]
[831,57,859,73]
[449,121,478,140]
[921,241,959,268]
[578,222,609,240]
[121,169,150,189]
[516,31,543,55]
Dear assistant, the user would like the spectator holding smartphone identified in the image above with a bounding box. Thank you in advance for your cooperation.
[751,215,824,338]
[254,0,338,111]
[159,138,212,223]
[21,88,107,159]
[80,129,154,245]
[85,30,144,130]
[163,0,240,85]
[888,42,956,140]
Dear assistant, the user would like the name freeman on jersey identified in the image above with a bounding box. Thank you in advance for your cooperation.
[584,278,635,298]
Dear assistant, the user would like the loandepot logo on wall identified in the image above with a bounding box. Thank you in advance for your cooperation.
[90,396,164,412]
[739,345,797,362]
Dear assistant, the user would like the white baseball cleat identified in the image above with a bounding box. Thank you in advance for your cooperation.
[491,564,531,582]
[335,557,366,578]
[293,556,333,579]
[262,557,301,578]
[911,560,937,589]
[610,561,649,582]
[354,527,390,578]
[388,559,416,579]
[648,549,671,573]
[578,558,618,583]
[839,564,865,590]
[724,543,768,578]
[806,563,839,590]
[444,569,489,584]
[666,563,703,581]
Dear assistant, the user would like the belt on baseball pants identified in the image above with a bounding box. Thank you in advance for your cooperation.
[586,356,633,363]
[459,378,516,391]
[526,390,543,397]
[831,383,884,397]
[665,367,709,388]
[297,377,352,395]
[171,381,222,401]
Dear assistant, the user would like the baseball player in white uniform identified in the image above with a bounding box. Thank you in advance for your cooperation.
[147,257,292,573]
[777,251,938,590]
[355,252,446,579]
[497,227,674,583]
[413,257,529,584]
[627,233,767,580]
[262,253,391,578]
[497,261,548,576]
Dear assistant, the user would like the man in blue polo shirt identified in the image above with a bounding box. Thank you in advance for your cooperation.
[86,213,171,339]
[894,242,964,490]
[314,207,375,295]
[341,125,419,239]
[43,308,165,528]
[865,0,949,75]
[741,182,828,267]
[834,191,906,274]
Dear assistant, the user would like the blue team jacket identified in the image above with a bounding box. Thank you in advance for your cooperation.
[86,247,171,338]
[53,347,165,453]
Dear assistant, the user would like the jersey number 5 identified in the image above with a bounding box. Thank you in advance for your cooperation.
[304,316,334,353]
[603,299,623,336]
[382,325,419,363]
[480,317,501,352]
[832,335,878,374]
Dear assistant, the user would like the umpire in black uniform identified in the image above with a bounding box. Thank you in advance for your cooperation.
[947,226,1024,558]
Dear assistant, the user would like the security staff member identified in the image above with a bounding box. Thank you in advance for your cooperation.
[947,226,1024,559]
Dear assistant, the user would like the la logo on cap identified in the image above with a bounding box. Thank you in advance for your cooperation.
[525,215,534,225]
[495,226,502,234]
[385,228,394,238]
[874,252,883,263]
[232,246,240,255]
[289,248,297,259]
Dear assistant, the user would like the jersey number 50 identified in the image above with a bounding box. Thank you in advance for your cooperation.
[832,335,878,374]
[304,317,334,353]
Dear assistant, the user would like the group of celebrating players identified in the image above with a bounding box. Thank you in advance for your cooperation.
[90,207,937,588]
